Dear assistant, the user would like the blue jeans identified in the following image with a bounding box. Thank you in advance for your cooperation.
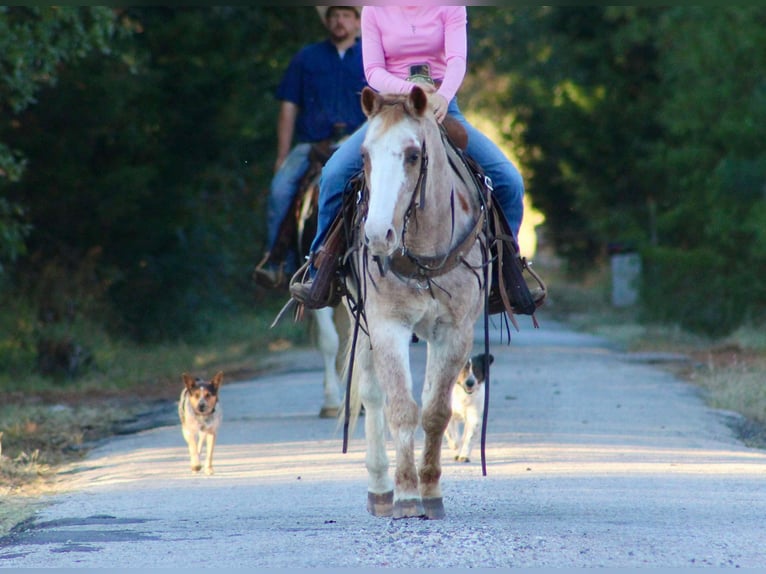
[310,97,525,257]
[267,143,312,258]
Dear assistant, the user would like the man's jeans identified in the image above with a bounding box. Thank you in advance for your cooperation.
[310,97,525,257]
[266,143,311,270]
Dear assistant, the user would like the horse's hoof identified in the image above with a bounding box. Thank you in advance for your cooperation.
[393,498,426,519]
[367,491,393,517]
[422,497,445,520]
[319,406,340,419]
[456,456,470,463]
[191,464,202,473]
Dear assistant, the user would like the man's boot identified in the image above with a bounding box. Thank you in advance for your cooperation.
[253,253,287,289]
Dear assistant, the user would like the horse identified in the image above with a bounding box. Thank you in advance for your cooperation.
[263,141,348,419]
[343,86,490,519]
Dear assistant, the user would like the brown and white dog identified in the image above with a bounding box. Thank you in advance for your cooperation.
[445,353,493,463]
[178,371,223,475]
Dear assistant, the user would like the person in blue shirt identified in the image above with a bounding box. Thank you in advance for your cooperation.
[254,6,366,288]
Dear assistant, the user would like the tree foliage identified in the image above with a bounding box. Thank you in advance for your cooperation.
[468,6,766,334]
[1,7,764,343]
[1,7,323,340]
[0,6,115,269]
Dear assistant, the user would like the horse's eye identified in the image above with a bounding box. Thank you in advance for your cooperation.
[406,151,420,165]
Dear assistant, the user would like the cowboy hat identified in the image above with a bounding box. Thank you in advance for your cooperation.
[315,6,362,21]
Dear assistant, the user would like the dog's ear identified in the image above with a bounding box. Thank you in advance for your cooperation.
[182,373,196,390]
[471,353,494,380]
[210,371,224,390]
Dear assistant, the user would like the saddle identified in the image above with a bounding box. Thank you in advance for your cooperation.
[299,125,546,321]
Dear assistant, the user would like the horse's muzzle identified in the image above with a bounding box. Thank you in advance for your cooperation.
[363,225,398,259]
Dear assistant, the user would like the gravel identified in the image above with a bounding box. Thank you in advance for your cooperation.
[2,313,765,568]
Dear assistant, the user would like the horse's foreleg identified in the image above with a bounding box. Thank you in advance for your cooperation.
[313,308,342,418]
[419,339,472,519]
[357,342,394,516]
[372,326,423,519]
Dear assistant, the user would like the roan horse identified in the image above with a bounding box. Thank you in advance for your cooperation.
[344,86,490,519]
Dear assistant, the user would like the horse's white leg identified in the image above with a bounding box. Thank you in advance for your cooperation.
[355,339,394,516]
[370,323,423,519]
[312,307,342,418]
[419,336,472,519]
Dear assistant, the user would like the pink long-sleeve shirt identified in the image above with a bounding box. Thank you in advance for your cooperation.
[361,6,467,103]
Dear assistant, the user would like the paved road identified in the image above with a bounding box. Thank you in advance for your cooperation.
[2,313,765,568]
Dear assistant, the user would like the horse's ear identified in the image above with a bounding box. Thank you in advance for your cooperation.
[361,87,381,118]
[409,86,429,117]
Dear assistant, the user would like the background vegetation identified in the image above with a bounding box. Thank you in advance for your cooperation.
[467,6,766,335]
[0,7,764,432]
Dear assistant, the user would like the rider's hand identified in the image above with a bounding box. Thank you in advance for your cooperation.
[429,92,448,124]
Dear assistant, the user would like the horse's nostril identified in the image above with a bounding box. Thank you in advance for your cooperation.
[364,233,371,246]
[385,228,395,244]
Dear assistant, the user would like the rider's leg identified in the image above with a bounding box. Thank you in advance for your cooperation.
[290,123,368,307]
[310,123,369,256]
[268,143,312,253]
[255,143,311,287]
[446,100,524,237]
[448,99,544,313]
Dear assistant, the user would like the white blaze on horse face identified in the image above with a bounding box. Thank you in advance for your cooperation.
[363,117,420,258]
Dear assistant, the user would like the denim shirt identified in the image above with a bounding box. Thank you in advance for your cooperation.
[277,38,367,143]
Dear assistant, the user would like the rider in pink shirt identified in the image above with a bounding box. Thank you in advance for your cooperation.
[362,6,466,115]
[292,6,539,313]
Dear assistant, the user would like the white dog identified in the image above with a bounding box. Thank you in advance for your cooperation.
[445,353,494,462]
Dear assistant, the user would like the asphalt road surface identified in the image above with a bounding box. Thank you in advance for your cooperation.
[2,313,765,568]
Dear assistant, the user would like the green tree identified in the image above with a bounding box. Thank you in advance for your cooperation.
[2,7,325,339]
[468,7,766,334]
[0,6,117,269]
[468,7,664,267]
[640,7,766,333]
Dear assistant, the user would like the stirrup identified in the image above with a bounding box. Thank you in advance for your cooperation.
[288,260,341,310]
[523,258,547,310]
[253,252,287,289]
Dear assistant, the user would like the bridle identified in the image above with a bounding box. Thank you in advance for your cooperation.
[367,138,487,289]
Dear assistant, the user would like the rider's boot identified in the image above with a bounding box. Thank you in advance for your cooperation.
[289,210,347,309]
[253,252,287,289]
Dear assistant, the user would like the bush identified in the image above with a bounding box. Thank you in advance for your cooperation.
[640,246,749,336]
